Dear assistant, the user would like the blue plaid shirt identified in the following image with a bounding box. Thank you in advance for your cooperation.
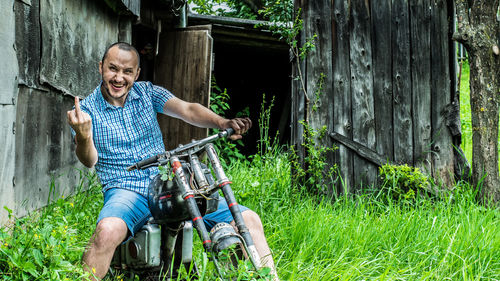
[72,81,174,196]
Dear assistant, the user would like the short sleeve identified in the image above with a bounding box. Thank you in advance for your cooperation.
[150,83,175,113]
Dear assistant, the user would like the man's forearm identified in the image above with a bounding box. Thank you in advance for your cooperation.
[162,98,251,139]
[182,103,228,129]
[75,135,98,168]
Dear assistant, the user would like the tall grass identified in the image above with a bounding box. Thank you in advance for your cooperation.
[0,172,102,280]
[225,151,500,280]
[459,60,473,165]
[1,139,499,280]
[178,143,500,280]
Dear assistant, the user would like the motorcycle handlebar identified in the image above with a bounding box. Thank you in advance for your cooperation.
[126,128,235,171]
[126,155,158,171]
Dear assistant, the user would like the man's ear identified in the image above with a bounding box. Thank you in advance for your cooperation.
[99,61,103,75]
[135,68,141,81]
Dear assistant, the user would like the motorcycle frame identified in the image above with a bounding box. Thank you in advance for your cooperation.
[121,129,261,279]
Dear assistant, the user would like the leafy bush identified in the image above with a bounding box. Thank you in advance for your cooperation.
[189,0,294,21]
[378,163,431,201]
[209,76,247,167]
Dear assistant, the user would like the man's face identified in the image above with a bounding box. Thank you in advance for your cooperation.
[99,46,140,106]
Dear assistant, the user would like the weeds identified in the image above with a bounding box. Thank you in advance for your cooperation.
[378,163,431,202]
[1,106,500,280]
[0,172,101,280]
[1,150,499,280]
[289,121,338,194]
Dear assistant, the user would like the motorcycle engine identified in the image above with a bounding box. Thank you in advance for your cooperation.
[147,163,219,224]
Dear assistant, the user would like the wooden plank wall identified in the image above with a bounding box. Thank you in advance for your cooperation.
[293,0,456,192]
[154,27,213,150]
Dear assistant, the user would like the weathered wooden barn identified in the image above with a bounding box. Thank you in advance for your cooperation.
[291,0,464,193]
[0,0,141,223]
[0,0,464,223]
[0,0,288,223]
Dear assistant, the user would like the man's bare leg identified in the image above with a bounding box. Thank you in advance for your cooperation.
[233,210,279,280]
[82,217,128,280]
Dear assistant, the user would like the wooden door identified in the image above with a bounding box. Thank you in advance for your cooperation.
[154,25,213,150]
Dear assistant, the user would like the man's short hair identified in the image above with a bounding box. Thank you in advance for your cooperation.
[101,42,140,67]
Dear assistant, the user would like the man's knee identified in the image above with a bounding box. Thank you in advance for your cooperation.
[92,217,128,250]
[242,210,264,231]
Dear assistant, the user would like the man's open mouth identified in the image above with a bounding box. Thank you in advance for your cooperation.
[110,83,125,91]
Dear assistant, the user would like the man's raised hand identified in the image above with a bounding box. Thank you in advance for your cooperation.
[224,117,252,140]
[67,96,93,142]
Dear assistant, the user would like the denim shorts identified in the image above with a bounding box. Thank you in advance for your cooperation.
[203,197,249,230]
[97,188,249,240]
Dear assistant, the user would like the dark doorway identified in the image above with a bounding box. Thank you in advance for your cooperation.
[134,17,291,156]
[133,24,157,82]
[212,38,291,156]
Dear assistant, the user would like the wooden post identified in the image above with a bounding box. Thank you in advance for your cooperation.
[410,0,432,173]
[371,0,394,167]
[349,0,377,189]
[332,0,354,193]
[430,0,454,185]
[392,0,413,165]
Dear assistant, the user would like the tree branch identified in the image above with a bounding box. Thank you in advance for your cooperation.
[453,0,472,46]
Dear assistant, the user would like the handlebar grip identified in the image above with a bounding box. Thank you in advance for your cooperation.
[225,128,235,137]
[127,155,159,171]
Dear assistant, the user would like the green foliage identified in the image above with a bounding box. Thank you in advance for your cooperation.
[0,172,101,281]
[158,164,174,181]
[209,76,247,167]
[289,121,338,193]
[256,94,280,157]
[459,59,473,165]
[209,77,231,116]
[2,148,500,280]
[189,0,294,21]
[222,0,259,19]
[189,0,258,19]
[378,163,431,201]
[208,244,272,280]
[258,0,294,26]
[459,58,500,171]
[189,0,231,16]
[259,5,317,61]
[312,73,326,112]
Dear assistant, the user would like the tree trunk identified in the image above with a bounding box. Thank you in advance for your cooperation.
[453,0,500,203]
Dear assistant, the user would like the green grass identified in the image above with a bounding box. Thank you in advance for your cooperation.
[1,149,500,280]
[224,153,500,280]
[1,104,500,280]
[0,173,102,280]
[459,60,472,164]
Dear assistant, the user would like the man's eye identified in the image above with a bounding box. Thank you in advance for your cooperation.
[125,70,133,74]
[110,66,117,71]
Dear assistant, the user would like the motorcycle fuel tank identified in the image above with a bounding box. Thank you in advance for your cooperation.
[111,223,161,269]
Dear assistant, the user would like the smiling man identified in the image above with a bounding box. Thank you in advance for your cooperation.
[67,42,278,280]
